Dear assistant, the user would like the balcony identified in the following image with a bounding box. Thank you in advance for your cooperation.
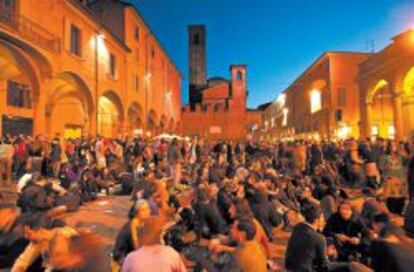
[0,1,60,54]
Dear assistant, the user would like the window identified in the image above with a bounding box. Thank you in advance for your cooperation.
[3,0,14,7]
[70,24,81,56]
[134,26,140,41]
[7,80,31,109]
[282,108,288,127]
[193,34,200,45]
[109,53,117,78]
[310,89,322,113]
[151,47,155,59]
[338,88,346,107]
[236,71,243,81]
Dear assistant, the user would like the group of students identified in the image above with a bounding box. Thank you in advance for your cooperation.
[1,134,414,271]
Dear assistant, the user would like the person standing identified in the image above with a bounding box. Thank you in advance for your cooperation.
[380,141,408,215]
[0,138,14,187]
[168,138,182,190]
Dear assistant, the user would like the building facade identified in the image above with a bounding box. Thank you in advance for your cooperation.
[359,30,414,141]
[0,0,181,138]
[266,52,370,141]
[181,25,261,140]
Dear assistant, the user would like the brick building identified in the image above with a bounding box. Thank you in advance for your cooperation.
[181,25,261,140]
[262,52,371,141]
[0,0,181,138]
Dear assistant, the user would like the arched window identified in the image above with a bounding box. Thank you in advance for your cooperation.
[193,34,200,45]
[236,71,243,81]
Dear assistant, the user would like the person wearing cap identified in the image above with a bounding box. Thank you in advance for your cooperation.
[121,216,186,272]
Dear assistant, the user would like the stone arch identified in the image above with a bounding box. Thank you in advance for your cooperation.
[399,66,414,136]
[147,108,158,135]
[309,79,327,91]
[98,90,125,137]
[0,40,41,98]
[402,66,414,96]
[0,33,52,82]
[0,39,47,136]
[127,101,144,133]
[366,79,395,138]
[366,79,389,104]
[46,72,94,138]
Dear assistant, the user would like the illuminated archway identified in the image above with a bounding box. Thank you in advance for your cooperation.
[368,80,395,138]
[127,102,144,134]
[400,67,414,136]
[403,67,414,96]
[147,109,158,136]
[47,72,94,138]
[98,91,124,137]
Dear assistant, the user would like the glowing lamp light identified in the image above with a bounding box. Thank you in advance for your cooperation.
[134,129,143,135]
[277,93,286,106]
[146,131,152,137]
[310,89,322,113]
[95,32,109,59]
[371,125,379,136]
[388,125,395,138]
[337,125,351,139]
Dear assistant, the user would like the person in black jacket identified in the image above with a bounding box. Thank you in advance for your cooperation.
[192,186,227,238]
[285,204,328,272]
[323,201,370,262]
[0,208,44,270]
[405,155,414,237]
[17,181,53,213]
[245,185,282,240]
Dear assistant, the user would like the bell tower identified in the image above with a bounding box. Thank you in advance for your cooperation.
[188,25,207,108]
[230,65,247,111]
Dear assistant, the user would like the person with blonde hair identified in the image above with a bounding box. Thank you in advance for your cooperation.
[122,216,186,272]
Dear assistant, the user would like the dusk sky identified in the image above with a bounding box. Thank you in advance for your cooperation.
[132,0,414,108]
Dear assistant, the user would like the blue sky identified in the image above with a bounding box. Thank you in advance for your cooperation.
[131,0,414,108]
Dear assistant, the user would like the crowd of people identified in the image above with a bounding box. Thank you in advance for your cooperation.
[1,133,414,271]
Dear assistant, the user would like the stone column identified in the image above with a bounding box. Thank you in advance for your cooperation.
[393,93,404,141]
[33,94,46,136]
[365,102,373,138]
[89,110,97,137]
